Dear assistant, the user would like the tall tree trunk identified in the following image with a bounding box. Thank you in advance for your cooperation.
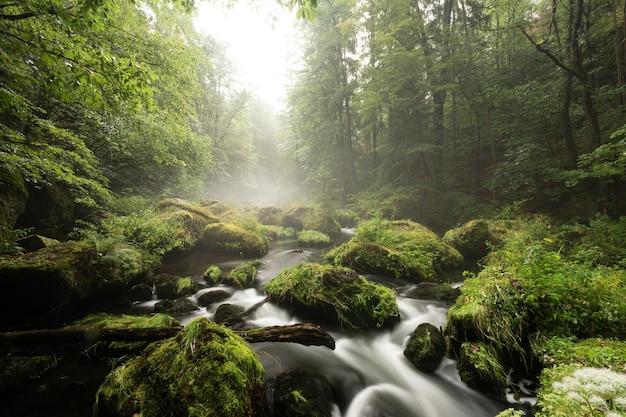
[562,72,578,169]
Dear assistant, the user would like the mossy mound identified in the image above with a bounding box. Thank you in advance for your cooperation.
[257,206,282,225]
[225,260,261,288]
[153,273,200,300]
[203,265,223,284]
[265,263,400,329]
[199,222,269,258]
[457,342,508,397]
[333,209,360,228]
[67,313,180,355]
[296,230,332,248]
[157,198,220,225]
[272,370,333,417]
[155,198,220,251]
[403,323,447,373]
[443,219,500,260]
[326,218,463,281]
[94,318,265,417]
[0,241,147,326]
[280,205,341,235]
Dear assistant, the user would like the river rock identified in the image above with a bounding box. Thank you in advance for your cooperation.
[265,263,400,330]
[403,283,461,303]
[153,273,200,300]
[197,289,231,307]
[403,323,446,373]
[127,283,153,302]
[154,297,198,315]
[272,369,333,417]
[225,260,261,288]
[94,318,265,417]
[214,303,246,325]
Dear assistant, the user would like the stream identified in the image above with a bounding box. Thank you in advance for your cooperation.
[143,230,510,417]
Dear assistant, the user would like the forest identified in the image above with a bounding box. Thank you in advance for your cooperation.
[1,0,626,417]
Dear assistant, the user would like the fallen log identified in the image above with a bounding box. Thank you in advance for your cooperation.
[0,323,335,350]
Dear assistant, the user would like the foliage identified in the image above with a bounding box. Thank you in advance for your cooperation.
[264,263,400,329]
[203,265,223,284]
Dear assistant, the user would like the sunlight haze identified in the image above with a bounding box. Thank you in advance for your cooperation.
[193,1,299,109]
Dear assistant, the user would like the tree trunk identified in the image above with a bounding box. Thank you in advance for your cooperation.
[0,323,336,350]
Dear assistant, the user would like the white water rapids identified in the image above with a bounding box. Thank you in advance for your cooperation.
[143,231,509,417]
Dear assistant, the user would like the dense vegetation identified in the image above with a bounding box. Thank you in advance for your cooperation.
[1,1,626,417]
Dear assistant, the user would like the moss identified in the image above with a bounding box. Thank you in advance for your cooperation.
[403,283,461,303]
[273,370,333,417]
[200,222,269,258]
[203,265,223,284]
[225,260,262,288]
[264,263,400,329]
[157,198,219,225]
[296,230,332,248]
[457,342,508,396]
[532,336,626,373]
[94,318,265,417]
[326,218,463,281]
[0,166,28,241]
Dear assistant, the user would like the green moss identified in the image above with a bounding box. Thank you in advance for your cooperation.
[443,219,499,259]
[200,222,269,258]
[94,318,265,417]
[404,323,446,373]
[203,265,223,284]
[326,218,463,281]
[157,198,220,225]
[296,230,332,248]
[265,263,400,329]
[533,337,626,372]
[225,260,262,288]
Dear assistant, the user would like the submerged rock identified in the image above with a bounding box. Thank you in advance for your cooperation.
[272,370,333,417]
[403,323,446,373]
[265,263,400,329]
[197,289,231,307]
[94,318,265,417]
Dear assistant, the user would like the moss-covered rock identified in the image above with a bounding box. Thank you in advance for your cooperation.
[403,323,446,373]
[127,283,153,302]
[257,206,282,225]
[15,234,60,253]
[199,222,268,258]
[214,303,246,325]
[154,297,199,316]
[443,219,500,260]
[403,283,461,303]
[197,289,231,307]
[225,260,261,288]
[157,198,220,225]
[296,230,332,248]
[326,219,463,281]
[457,342,508,397]
[67,313,179,355]
[265,263,400,329]
[94,318,265,417]
[203,264,223,284]
[153,273,200,300]
[272,370,333,417]
[0,241,148,326]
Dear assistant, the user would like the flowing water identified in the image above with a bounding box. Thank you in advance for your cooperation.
[145,230,510,417]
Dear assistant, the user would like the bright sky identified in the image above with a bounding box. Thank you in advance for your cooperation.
[193,1,301,109]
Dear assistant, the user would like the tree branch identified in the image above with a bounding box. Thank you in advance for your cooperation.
[517,25,582,80]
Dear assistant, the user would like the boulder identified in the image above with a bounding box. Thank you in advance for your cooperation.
[257,206,282,225]
[403,283,461,303]
[272,370,333,417]
[443,219,499,260]
[197,289,231,307]
[403,323,446,373]
[326,219,463,282]
[154,297,198,316]
[457,342,508,397]
[199,222,268,258]
[214,303,246,325]
[0,241,147,326]
[203,265,223,284]
[127,283,153,302]
[15,234,60,253]
[93,318,265,417]
[153,274,200,300]
[265,263,400,330]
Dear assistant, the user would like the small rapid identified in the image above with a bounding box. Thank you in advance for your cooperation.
[153,231,508,417]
